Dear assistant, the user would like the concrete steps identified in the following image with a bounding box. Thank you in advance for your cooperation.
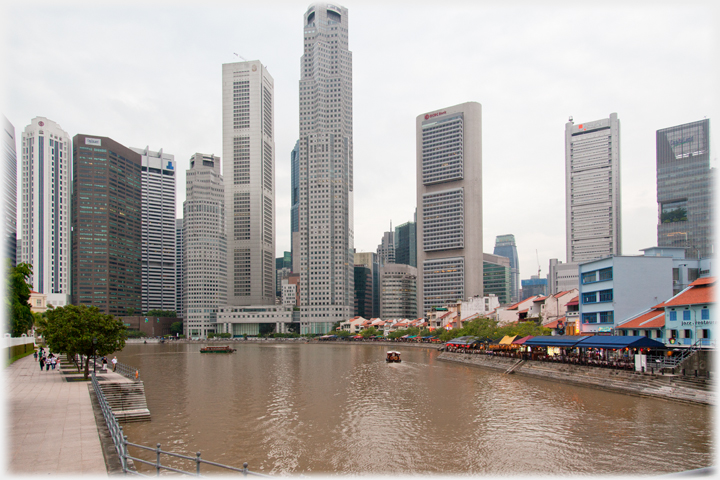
[98,381,151,423]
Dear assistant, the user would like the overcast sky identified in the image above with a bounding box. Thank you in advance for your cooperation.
[2,0,718,284]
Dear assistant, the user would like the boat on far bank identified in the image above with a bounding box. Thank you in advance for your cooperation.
[200,346,236,353]
[386,351,401,363]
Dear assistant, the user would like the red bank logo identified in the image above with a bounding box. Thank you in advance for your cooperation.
[424,111,447,120]
[38,121,44,127]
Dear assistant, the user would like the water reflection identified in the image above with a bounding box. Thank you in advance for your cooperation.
[119,343,713,475]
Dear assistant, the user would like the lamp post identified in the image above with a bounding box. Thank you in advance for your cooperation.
[92,337,97,374]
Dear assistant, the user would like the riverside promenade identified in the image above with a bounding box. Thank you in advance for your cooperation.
[5,354,108,475]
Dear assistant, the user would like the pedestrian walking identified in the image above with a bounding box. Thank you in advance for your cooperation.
[102,357,108,372]
[45,358,50,371]
[33,350,38,361]
[51,356,57,370]
[39,356,45,371]
[112,356,118,372]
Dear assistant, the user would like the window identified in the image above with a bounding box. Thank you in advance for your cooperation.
[582,313,597,324]
[683,329,692,339]
[599,289,613,302]
[669,311,677,321]
[701,329,710,339]
[582,292,597,304]
[683,310,691,321]
[701,308,709,320]
[599,311,613,323]
[598,267,613,281]
[581,271,596,284]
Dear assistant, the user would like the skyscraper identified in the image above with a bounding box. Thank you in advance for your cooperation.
[416,102,483,316]
[297,3,354,333]
[565,113,621,263]
[483,253,511,305]
[355,251,379,318]
[3,115,17,267]
[175,218,184,319]
[493,234,519,303]
[132,146,176,314]
[377,228,394,266]
[394,220,417,268]
[183,154,226,338]
[22,118,71,307]
[222,60,275,306]
[291,140,300,269]
[656,119,713,259]
[72,134,142,315]
[379,264,417,319]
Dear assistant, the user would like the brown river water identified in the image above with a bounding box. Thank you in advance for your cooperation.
[118,342,714,476]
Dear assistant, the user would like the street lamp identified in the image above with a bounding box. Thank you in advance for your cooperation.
[92,337,97,374]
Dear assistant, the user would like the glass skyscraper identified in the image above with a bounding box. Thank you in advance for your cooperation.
[395,220,416,268]
[493,234,519,303]
[656,119,713,259]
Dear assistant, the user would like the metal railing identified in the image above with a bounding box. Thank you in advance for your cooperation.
[646,340,703,370]
[91,372,271,477]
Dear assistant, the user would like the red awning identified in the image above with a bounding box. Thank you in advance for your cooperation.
[512,335,534,345]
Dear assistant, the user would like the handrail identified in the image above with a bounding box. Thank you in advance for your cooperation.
[91,372,271,476]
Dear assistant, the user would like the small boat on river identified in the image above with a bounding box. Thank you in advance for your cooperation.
[200,346,236,353]
[386,351,401,363]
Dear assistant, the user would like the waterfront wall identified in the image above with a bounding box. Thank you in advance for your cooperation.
[438,352,714,406]
[3,335,35,360]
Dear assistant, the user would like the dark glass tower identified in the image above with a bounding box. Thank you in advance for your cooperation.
[72,134,142,315]
[656,119,713,259]
[493,234,519,303]
[395,221,416,267]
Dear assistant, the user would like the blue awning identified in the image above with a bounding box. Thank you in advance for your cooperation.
[523,335,586,347]
[575,335,666,349]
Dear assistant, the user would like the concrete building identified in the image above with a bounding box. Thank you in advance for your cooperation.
[493,234,519,303]
[71,134,142,315]
[377,228,395,266]
[394,219,416,268]
[3,115,17,267]
[640,246,713,294]
[183,154,227,338]
[547,258,579,295]
[417,102,483,316]
[482,253,511,305]
[282,273,300,307]
[222,60,275,307]
[216,305,295,336]
[131,146,176,314]
[379,263,417,319]
[21,118,71,306]
[297,3,355,333]
[291,140,300,267]
[354,263,373,318]
[656,119,713,259]
[578,255,673,335]
[175,218,184,319]
[565,113,621,263]
[355,251,380,318]
[521,276,547,299]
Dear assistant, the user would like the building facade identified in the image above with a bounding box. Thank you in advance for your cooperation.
[377,228,394,266]
[175,218,184,319]
[132,146,176,314]
[521,276,547,299]
[354,264,373,318]
[297,3,354,333]
[222,60,276,307]
[380,263,417,319]
[71,134,142,315]
[656,119,713,259]
[21,118,71,305]
[416,102,483,316]
[291,140,300,267]
[183,154,227,338]
[355,251,379,318]
[3,115,17,267]
[482,253,511,305]
[394,220,416,268]
[565,113,621,263]
[547,258,579,295]
[493,234,519,303]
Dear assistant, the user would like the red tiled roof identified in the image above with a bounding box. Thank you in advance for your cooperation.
[663,283,714,307]
[544,317,566,329]
[533,296,547,303]
[565,296,579,306]
[553,290,571,298]
[617,308,665,329]
[690,277,715,287]
[518,308,528,314]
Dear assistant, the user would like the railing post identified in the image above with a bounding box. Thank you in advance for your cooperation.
[243,462,249,477]
[196,452,202,476]
[122,435,129,474]
[156,443,162,476]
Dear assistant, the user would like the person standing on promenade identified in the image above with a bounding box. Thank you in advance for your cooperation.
[33,350,38,361]
[39,356,45,371]
[112,356,118,372]
[51,356,57,370]
[102,357,108,372]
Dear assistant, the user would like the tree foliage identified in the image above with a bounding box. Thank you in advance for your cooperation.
[360,326,380,338]
[436,317,552,343]
[146,310,177,318]
[170,321,184,335]
[6,262,34,337]
[41,304,127,378]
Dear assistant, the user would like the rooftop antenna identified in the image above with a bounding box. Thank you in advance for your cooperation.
[233,53,247,62]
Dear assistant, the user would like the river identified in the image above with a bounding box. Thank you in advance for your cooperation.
[117,342,713,476]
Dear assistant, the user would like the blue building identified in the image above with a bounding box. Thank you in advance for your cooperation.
[494,234,519,303]
[521,276,546,299]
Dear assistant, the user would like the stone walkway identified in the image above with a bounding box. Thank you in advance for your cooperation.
[4,353,107,475]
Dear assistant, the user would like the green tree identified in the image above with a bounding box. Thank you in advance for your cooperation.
[146,310,177,318]
[360,326,379,338]
[6,262,34,337]
[126,307,137,316]
[42,305,127,379]
[170,321,183,335]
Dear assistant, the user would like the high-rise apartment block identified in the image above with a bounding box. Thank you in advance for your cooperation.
[72,134,142,315]
[416,102,483,315]
[3,115,17,267]
[175,218,184,319]
[132,146,176,314]
[656,119,713,259]
[565,113,621,263]
[22,118,71,306]
[297,3,354,333]
[222,60,276,306]
[493,234,519,303]
[183,154,226,338]
[394,220,416,268]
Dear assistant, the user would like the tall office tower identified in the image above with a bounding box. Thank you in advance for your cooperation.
[131,147,176,314]
[394,220,416,268]
[656,119,713,259]
[565,113,621,263]
[291,140,300,269]
[72,134,142,315]
[379,264,417,319]
[21,118,71,306]
[482,253,511,305]
[183,154,227,338]
[297,3,354,333]
[3,115,17,267]
[353,264,372,318]
[416,102,483,316]
[222,60,275,306]
[377,228,395,266]
[493,234,519,303]
[175,218,184,319]
[355,251,379,318]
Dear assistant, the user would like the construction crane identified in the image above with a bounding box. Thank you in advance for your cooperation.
[536,249,541,278]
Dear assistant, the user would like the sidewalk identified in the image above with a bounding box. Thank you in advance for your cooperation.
[5,353,108,475]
